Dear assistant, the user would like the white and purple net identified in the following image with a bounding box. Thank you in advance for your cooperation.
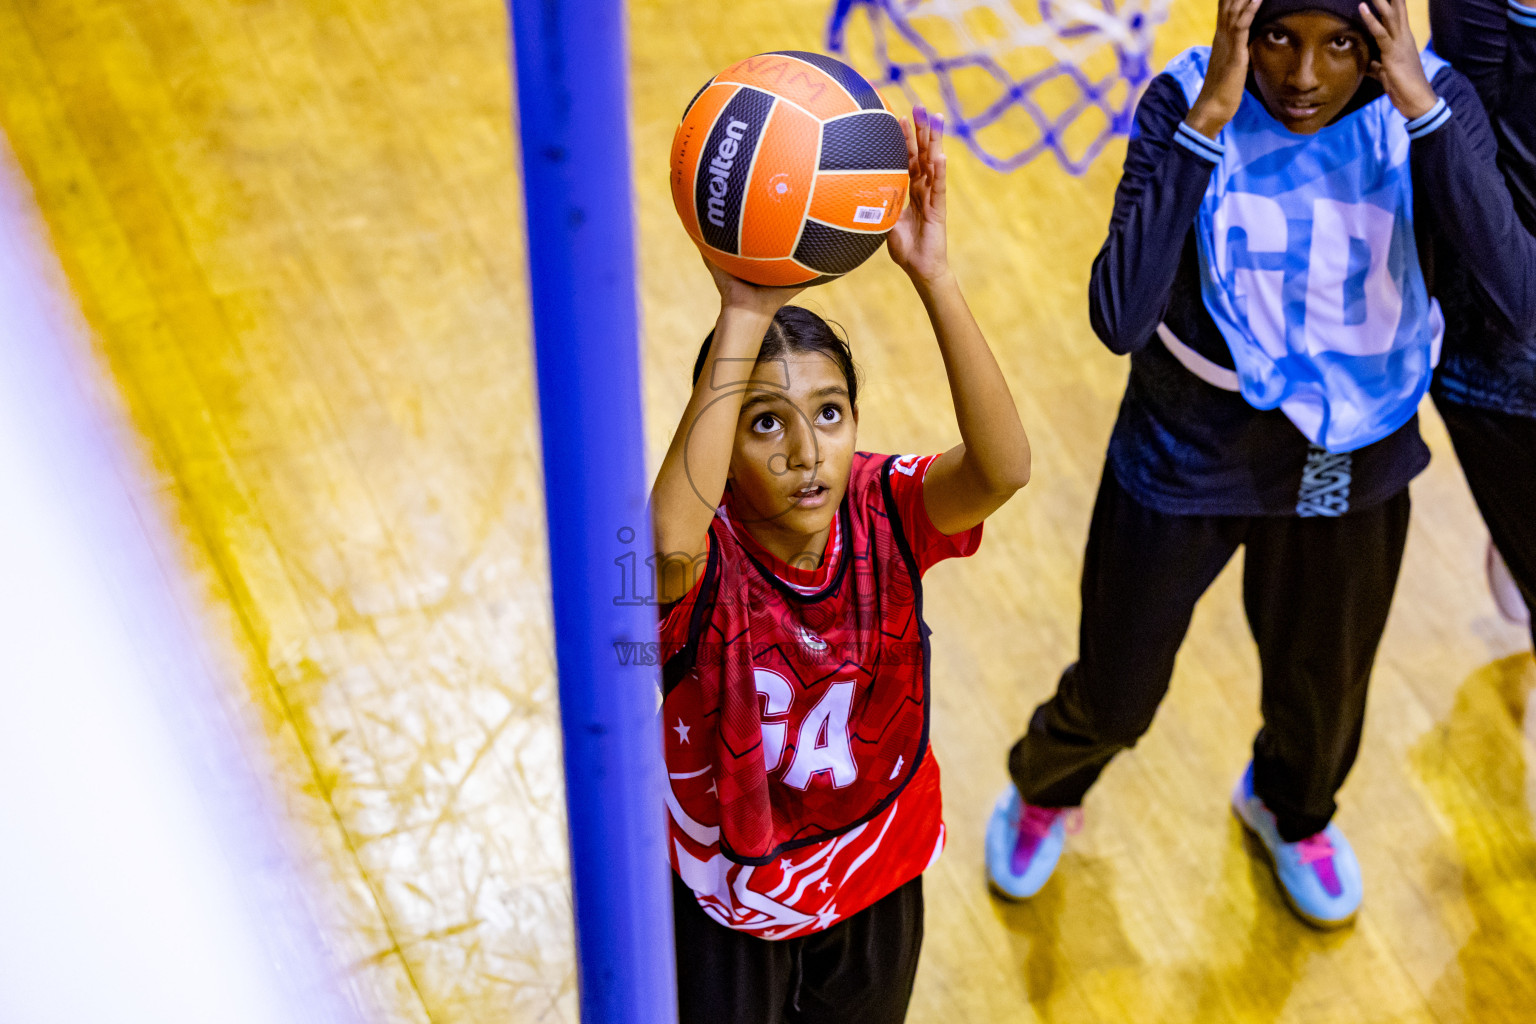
[827,0,1169,175]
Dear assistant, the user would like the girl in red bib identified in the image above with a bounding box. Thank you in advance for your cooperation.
[651,109,1030,1024]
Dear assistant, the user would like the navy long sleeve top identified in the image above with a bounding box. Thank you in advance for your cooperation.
[1091,64,1533,516]
[1431,0,1536,416]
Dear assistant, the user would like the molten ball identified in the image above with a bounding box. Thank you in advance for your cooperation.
[670,51,909,286]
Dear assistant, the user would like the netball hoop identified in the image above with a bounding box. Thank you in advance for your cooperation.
[827,0,1169,175]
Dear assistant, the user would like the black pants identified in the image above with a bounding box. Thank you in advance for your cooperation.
[1437,396,1536,648]
[1009,467,1411,842]
[672,873,923,1024]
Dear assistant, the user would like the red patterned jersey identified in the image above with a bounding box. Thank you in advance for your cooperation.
[660,452,982,939]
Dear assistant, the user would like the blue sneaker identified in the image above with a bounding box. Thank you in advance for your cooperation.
[985,786,1079,899]
[1231,763,1362,928]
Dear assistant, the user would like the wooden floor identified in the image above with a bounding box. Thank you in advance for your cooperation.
[1,0,1533,1021]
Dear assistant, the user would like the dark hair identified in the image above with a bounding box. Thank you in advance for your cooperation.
[1253,0,1368,34]
[691,305,860,406]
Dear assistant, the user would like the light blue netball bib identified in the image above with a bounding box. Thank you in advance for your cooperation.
[1164,47,1446,453]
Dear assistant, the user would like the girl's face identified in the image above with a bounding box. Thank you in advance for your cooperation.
[1250,12,1371,135]
[728,350,857,555]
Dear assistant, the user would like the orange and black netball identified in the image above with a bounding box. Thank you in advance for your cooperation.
[670,50,909,286]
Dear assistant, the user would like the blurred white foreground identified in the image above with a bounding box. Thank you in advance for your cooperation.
[0,138,366,1024]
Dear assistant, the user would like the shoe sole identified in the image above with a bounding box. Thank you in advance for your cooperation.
[1230,801,1357,931]
[986,857,1042,901]
[985,792,1047,902]
[986,873,1026,902]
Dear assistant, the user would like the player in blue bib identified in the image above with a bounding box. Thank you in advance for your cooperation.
[987,0,1531,928]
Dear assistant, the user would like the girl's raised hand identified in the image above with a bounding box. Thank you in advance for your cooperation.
[703,254,808,319]
[886,105,950,284]
[1186,0,1263,138]
[1359,0,1439,120]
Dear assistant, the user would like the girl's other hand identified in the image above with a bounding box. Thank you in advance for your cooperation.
[703,254,808,319]
[887,105,950,284]
[1186,0,1263,138]
[1359,0,1439,120]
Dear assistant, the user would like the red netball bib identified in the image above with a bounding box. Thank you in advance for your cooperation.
[660,452,980,936]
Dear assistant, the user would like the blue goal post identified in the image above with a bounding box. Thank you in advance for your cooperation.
[507,2,679,1021]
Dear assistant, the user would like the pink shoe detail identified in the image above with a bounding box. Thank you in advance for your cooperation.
[1010,804,1081,874]
[1297,832,1343,897]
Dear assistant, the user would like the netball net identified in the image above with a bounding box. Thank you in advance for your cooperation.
[827,0,1169,175]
